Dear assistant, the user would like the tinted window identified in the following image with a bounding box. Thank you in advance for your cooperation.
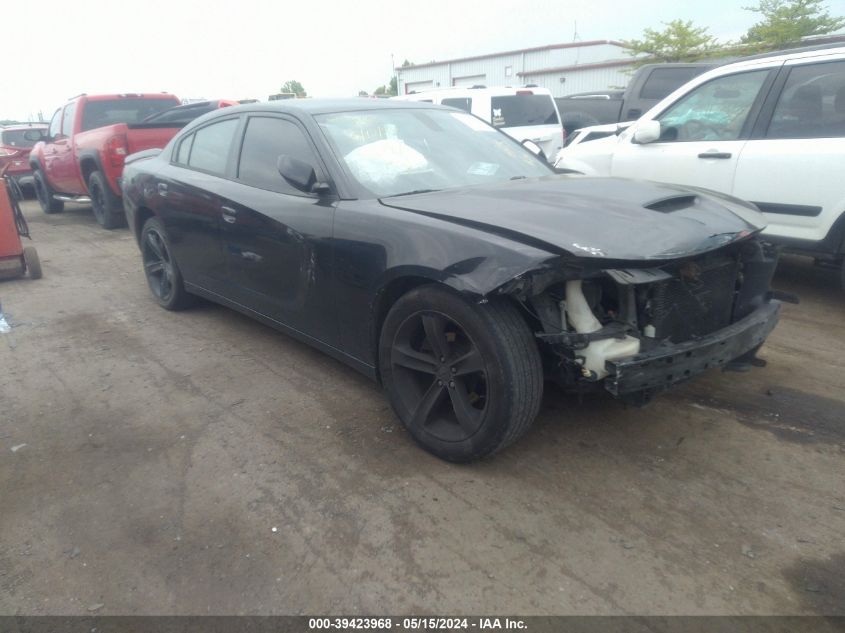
[657,70,769,142]
[80,98,177,131]
[441,97,472,113]
[175,133,194,165]
[491,95,559,127]
[188,118,238,174]
[767,60,845,139]
[1,129,45,148]
[238,117,319,193]
[62,102,76,137]
[639,67,707,100]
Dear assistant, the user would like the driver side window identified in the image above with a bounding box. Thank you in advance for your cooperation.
[656,69,770,142]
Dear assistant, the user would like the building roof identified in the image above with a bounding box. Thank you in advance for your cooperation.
[517,58,636,76]
[397,40,626,71]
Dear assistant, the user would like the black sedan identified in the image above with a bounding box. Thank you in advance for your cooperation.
[122,99,780,462]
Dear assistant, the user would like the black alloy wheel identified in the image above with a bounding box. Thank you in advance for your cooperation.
[390,310,488,443]
[140,217,193,310]
[143,228,175,302]
[379,285,543,462]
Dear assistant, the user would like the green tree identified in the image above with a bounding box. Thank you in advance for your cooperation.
[623,19,719,64]
[358,90,369,97]
[280,80,307,97]
[389,76,398,96]
[373,85,388,96]
[742,0,845,50]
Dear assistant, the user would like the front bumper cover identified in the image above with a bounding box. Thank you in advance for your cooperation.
[605,301,781,397]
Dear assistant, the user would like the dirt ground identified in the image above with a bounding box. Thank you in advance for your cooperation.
[1,199,843,616]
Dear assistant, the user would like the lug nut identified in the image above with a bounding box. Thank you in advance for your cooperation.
[449,381,455,389]
[450,367,456,374]
[437,380,443,386]
[440,356,445,362]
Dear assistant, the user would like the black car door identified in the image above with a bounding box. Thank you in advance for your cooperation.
[216,114,338,345]
[157,116,241,294]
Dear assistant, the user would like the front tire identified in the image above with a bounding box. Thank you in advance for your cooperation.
[140,217,194,310]
[33,170,64,214]
[379,285,543,462]
[88,171,126,230]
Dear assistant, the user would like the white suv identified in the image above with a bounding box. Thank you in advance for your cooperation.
[395,86,564,162]
[555,46,845,287]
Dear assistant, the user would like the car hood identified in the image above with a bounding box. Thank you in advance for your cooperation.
[380,176,766,262]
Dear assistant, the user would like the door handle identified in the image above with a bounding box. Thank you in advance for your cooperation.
[697,151,732,159]
[157,182,168,197]
[221,206,238,223]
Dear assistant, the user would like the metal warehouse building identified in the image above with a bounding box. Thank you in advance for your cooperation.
[396,40,635,97]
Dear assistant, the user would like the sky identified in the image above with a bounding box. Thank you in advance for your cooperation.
[4,0,844,121]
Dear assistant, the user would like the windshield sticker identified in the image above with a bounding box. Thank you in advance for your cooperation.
[492,108,505,127]
[467,162,499,176]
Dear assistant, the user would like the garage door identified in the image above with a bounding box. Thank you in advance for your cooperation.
[405,81,434,94]
[452,74,486,87]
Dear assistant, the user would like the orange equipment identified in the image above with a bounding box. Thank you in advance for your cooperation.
[0,165,41,280]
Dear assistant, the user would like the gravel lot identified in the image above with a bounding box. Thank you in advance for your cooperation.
[1,199,843,615]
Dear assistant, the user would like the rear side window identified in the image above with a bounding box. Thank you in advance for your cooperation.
[639,67,706,100]
[62,102,76,137]
[238,116,320,194]
[188,118,238,174]
[491,95,559,128]
[766,60,845,139]
[174,134,194,165]
[441,97,472,113]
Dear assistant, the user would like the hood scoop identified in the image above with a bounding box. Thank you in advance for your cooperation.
[644,194,698,213]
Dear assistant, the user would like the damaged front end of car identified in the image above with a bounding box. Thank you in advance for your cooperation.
[495,237,782,404]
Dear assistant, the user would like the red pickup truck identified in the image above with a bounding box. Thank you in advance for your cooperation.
[29,93,182,229]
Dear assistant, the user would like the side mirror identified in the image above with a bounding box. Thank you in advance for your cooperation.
[633,120,661,144]
[521,139,547,162]
[276,155,330,194]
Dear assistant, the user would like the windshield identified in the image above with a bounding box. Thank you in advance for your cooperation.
[315,109,551,197]
[1,128,45,147]
[81,98,178,131]
[491,95,560,128]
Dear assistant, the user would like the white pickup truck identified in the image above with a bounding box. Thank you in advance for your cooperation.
[555,45,845,288]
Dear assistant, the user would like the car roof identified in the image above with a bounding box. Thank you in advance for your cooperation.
[1,123,48,131]
[395,86,554,100]
[202,98,449,117]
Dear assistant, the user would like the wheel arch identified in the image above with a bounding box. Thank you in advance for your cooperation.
[78,151,105,190]
[369,270,537,382]
[134,206,156,245]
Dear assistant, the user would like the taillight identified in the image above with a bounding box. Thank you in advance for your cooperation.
[106,135,128,168]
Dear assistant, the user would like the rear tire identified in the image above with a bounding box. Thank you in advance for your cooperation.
[23,246,42,280]
[140,217,194,310]
[33,170,64,214]
[88,171,126,230]
[379,284,543,462]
